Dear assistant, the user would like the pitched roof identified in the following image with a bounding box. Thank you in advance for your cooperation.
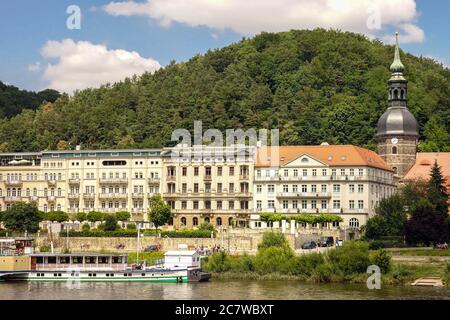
[255,145,392,171]
[403,153,450,181]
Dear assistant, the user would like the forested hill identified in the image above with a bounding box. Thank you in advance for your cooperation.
[0,29,449,153]
[0,81,60,118]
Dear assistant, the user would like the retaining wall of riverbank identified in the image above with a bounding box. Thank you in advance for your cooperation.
[36,228,341,253]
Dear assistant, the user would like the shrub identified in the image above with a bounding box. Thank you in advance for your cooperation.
[368,240,385,250]
[81,224,90,231]
[198,222,216,232]
[291,252,325,276]
[254,246,295,274]
[126,223,137,230]
[115,211,131,222]
[203,251,231,272]
[371,249,391,274]
[104,214,118,231]
[327,241,371,275]
[258,231,290,250]
[39,245,51,253]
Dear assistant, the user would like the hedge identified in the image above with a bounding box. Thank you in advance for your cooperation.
[61,229,214,238]
[259,213,343,224]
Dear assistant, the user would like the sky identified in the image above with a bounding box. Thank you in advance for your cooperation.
[0,0,448,93]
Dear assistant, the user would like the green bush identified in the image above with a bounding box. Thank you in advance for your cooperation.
[371,249,391,274]
[81,224,90,231]
[87,211,105,222]
[254,246,295,274]
[62,229,213,238]
[198,222,216,233]
[115,211,131,221]
[258,231,290,250]
[39,245,51,253]
[368,240,385,250]
[203,251,231,272]
[76,212,87,222]
[42,211,69,223]
[327,241,371,275]
[104,214,118,231]
[126,223,137,230]
[291,253,325,276]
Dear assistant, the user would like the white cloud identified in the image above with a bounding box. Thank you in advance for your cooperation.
[28,62,41,72]
[40,39,161,93]
[103,0,424,43]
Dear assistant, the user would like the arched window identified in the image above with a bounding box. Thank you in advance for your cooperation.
[400,89,405,100]
[216,217,222,226]
[349,218,359,228]
[392,167,398,175]
[392,146,398,154]
[193,217,198,226]
[180,217,187,226]
[393,89,398,100]
[204,217,210,224]
[228,217,233,226]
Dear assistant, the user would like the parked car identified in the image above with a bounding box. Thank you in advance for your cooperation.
[144,245,159,252]
[319,236,334,247]
[301,241,317,250]
[335,239,343,247]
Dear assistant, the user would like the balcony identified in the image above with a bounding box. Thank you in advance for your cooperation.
[276,192,332,199]
[46,196,56,202]
[68,179,80,185]
[98,193,128,199]
[132,193,145,199]
[3,196,22,202]
[83,193,95,199]
[166,175,176,182]
[239,174,249,180]
[203,175,212,181]
[147,177,161,184]
[131,208,145,214]
[345,208,369,214]
[99,178,128,185]
[68,193,80,200]
[4,180,23,187]
[47,180,57,186]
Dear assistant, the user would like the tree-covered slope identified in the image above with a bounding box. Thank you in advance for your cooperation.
[0,81,60,118]
[0,29,448,152]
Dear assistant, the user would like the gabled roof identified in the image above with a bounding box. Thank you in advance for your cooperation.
[256,145,392,171]
[403,153,450,181]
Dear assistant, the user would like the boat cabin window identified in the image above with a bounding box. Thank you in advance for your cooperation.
[112,256,123,264]
[36,257,44,264]
[48,257,57,264]
[72,256,83,264]
[85,256,95,264]
[98,257,108,264]
[59,257,70,264]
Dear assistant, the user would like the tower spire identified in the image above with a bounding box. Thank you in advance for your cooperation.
[390,32,405,74]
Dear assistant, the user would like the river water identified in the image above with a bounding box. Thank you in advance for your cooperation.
[0,280,448,300]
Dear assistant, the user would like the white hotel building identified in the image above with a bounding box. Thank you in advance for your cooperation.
[250,145,397,231]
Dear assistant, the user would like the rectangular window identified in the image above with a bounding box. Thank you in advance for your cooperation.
[301,185,307,193]
[321,185,327,192]
[256,185,262,193]
[358,200,364,209]
[333,184,341,193]
[358,184,364,193]
[302,200,307,209]
[349,200,355,209]
[283,200,288,209]
[333,200,341,209]
[283,185,289,192]
[268,200,275,209]
[268,185,275,193]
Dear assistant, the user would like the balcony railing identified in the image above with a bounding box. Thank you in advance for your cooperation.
[98,193,128,199]
[83,193,95,199]
[147,177,161,184]
[132,193,145,198]
[239,174,249,180]
[166,175,176,182]
[4,180,23,187]
[68,179,80,185]
[99,178,128,184]
[203,175,212,181]
[3,196,22,202]
[68,194,80,199]
[46,196,56,202]
[276,192,332,199]
[47,180,57,186]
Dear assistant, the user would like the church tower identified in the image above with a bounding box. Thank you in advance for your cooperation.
[376,33,419,178]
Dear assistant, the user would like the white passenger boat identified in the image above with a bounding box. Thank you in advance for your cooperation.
[0,238,210,283]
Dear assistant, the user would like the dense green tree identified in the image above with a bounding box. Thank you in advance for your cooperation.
[148,194,172,231]
[3,202,42,233]
[405,199,447,246]
[427,160,448,217]
[103,214,118,231]
[86,211,105,222]
[75,212,87,222]
[42,211,69,223]
[115,211,131,221]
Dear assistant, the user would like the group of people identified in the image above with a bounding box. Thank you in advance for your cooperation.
[195,244,224,256]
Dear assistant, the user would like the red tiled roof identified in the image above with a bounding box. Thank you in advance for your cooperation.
[403,153,450,181]
[256,145,392,171]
